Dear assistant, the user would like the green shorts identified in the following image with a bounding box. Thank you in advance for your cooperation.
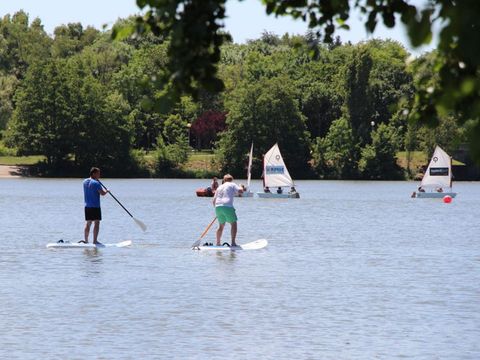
[215,206,238,224]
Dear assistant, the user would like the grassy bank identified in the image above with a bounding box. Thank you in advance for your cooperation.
[0,155,45,165]
[0,150,463,179]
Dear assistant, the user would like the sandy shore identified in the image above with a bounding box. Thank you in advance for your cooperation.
[0,165,28,178]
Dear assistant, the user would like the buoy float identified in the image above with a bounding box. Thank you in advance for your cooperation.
[443,195,452,203]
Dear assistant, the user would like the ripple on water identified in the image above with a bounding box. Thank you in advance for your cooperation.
[0,179,479,359]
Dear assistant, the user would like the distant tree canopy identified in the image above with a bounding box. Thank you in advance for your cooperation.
[125,0,480,163]
[0,10,471,179]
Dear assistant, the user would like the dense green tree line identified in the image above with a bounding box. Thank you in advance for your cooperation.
[0,11,468,178]
[131,0,480,163]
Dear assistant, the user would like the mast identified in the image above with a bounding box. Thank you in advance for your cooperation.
[247,143,253,189]
[450,155,453,189]
[262,155,265,189]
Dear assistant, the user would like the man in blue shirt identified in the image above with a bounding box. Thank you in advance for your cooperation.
[82,167,108,244]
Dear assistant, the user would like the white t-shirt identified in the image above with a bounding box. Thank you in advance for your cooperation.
[214,182,241,207]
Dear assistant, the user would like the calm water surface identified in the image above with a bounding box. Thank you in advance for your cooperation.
[0,179,479,359]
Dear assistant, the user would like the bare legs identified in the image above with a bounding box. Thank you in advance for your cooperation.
[216,223,225,246]
[216,222,237,246]
[84,221,91,243]
[84,220,100,243]
[231,222,237,246]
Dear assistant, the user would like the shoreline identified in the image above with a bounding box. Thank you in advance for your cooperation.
[0,164,478,182]
[0,165,29,178]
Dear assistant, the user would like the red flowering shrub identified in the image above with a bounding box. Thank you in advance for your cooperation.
[191,110,226,149]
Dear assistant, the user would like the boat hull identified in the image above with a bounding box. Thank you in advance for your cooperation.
[196,188,214,197]
[415,192,457,198]
[257,192,300,199]
[236,191,254,198]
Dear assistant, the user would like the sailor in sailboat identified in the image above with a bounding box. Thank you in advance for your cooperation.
[414,146,457,198]
[257,143,300,198]
[212,174,243,247]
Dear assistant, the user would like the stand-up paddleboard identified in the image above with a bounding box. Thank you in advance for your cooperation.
[193,239,268,251]
[46,240,132,249]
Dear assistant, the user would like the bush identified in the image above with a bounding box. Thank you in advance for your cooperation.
[358,123,403,179]
[313,117,360,179]
[154,136,190,176]
[0,142,16,156]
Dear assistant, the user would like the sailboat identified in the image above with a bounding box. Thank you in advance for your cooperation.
[257,143,300,199]
[413,145,457,198]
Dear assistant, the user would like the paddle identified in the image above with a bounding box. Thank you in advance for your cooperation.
[191,217,217,248]
[97,180,147,232]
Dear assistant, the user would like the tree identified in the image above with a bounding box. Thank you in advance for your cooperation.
[0,74,18,130]
[7,59,76,166]
[313,117,359,179]
[0,11,52,78]
[217,77,310,178]
[125,0,480,162]
[7,53,134,174]
[154,135,189,176]
[162,113,188,145]
[115,0,229,97]
[299,82,343,139]
[344,45,374,145]
[416,115,465,156]
[112,43,169,149]
[358,123,403,180]
[190,110,226,149]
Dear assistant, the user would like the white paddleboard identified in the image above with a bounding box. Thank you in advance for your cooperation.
[46,240,132,249]
[194,239,268,251]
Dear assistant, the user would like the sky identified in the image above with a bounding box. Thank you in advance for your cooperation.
[0,0,436,55]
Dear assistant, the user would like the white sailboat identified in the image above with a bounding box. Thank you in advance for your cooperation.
[239,143,254,197]
[414,145,457,198]
[257,143,300,199]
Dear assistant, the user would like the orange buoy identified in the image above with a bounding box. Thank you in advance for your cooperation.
[443,195,452,203]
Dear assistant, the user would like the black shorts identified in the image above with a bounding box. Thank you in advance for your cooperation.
[85,207,102,221]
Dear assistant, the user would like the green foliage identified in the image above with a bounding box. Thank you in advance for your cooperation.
[118,0,230,100]
[51,23,99,58]
[217,76,311,178]
[154,135,189,176]
[0,11,52,77]
[0,140,16,156]
[0,6,474,178]
[7,55,134,174]
[162,114,188,145]
[416,115,466,157]
[344,45,374,144]
[358,123,403,180]
[313,117,359,179]
[126,0,480,163]
[113,43,169,149]
[7,59,75,166]
[0,74,18,130]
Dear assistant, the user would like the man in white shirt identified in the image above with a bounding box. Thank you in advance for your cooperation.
[212,174,243,246]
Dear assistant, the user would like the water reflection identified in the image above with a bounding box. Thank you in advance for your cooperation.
[214,251,237,262]
[81,249,103,276]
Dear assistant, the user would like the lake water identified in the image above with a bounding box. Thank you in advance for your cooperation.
[0,178,479,359]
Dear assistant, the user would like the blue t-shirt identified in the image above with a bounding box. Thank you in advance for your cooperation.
[83,178,102,208]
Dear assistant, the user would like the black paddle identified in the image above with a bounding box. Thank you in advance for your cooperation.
[98,180,147,232]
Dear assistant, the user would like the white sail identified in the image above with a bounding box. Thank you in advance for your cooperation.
[420,146,452,189]
[263,143,294,187]
[247,143,253,188]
